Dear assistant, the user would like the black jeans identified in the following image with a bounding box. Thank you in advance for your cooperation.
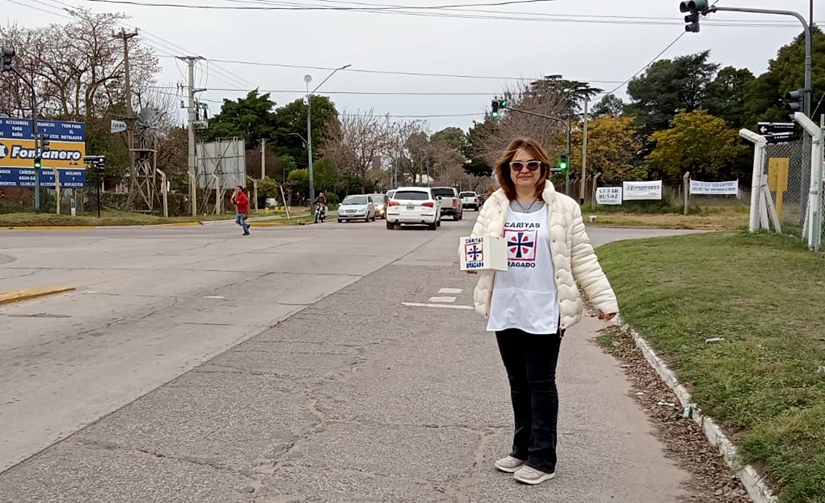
[496,328,563,474]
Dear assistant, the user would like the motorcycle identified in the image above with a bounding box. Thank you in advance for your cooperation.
[314,203,327,224]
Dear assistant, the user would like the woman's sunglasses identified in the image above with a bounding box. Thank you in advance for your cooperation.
[509,160,542,172]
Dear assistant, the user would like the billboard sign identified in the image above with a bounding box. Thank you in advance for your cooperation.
[0,118,86,187]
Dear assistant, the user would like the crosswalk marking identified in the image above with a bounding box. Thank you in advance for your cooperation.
[439,288,462,295]
[428,296,457,303]
[402,302,474,310]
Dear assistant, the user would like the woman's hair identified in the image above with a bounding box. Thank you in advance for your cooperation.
[494,137,552,201]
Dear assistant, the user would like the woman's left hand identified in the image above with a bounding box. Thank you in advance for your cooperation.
[598,311,617,321]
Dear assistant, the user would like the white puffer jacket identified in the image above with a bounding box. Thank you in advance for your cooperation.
[466,182,618,330]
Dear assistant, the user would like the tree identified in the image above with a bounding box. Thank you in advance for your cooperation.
[312,157,341,195]
[592,94,624,118]
[0,8,159,121]
[431,127,468,152]
[477,79,571,167]
[705,66,755,129]
[625,51,719,135]
[743,27,825,128]
[321,109,392,192]
[646,110,749,183]
[202,90,278,149]
[571,115,644,184]
[271,96,339,169]
[464,119,495,178]
[287,169,309,203]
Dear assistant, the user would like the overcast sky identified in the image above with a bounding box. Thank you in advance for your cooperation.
[3,0,823,133]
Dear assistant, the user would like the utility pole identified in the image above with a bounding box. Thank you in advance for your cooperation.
[580,96,589,204]
[113,29,137,115]
[114,28,138,207]
[259,138,267,179]
[178,56,204,216]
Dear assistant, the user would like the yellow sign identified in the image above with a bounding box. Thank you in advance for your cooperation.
[768,158,790,221]
[0,138,87,169]
[768,158,790,193]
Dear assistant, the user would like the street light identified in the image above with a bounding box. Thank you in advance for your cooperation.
[305,63,350,203]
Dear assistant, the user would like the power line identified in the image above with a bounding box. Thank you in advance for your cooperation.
[149,87,505,96]
[605,32,686,95]
[342,112,484,118]
[82,0,561,10]
[178,57,626,84]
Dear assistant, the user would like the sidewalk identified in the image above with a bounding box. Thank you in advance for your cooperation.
[0,231,690,503]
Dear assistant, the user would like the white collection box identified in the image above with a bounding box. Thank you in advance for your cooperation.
[459,236,508,271]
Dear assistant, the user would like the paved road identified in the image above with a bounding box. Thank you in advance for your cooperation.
[0,218,694,502]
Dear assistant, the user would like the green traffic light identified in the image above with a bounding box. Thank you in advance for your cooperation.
[34,158,41,169]
[500,99,508,108]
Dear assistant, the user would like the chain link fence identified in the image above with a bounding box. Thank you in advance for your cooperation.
[763,137,811,239]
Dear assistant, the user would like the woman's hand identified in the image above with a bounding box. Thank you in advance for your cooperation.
[598,311,617,321]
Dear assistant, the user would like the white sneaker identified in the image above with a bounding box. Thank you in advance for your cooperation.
[513,465,556,485]
[494,456,526,473]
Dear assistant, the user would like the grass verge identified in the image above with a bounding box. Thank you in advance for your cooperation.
[597,231,825,503]
[584,206,749,231]
[0,210,315,228]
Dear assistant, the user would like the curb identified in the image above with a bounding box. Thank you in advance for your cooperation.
[618,318,777,503]
[0,286,76,305]
[0,222,204,231]
[0,226,97,231]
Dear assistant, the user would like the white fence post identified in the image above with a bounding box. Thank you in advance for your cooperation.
[740,129,770,232]
[794,112,823,250]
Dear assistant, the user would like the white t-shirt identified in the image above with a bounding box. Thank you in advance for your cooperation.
[486,204,560,335]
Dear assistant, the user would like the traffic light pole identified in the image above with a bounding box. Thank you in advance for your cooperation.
[706,6,812,116]
[507,106,572,196]
[11,67,41,211]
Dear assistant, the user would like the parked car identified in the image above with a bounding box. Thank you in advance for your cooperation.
[367,193,389,219]
[386,187,441,230]
[430,187,463,220]
[337,194,376,223]
[459,191,480,211]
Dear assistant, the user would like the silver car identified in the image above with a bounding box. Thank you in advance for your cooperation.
[337,194,377,223]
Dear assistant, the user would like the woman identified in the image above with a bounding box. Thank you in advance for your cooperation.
[467,137,618,485]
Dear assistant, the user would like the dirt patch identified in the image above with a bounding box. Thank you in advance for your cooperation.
[596,324,753,503]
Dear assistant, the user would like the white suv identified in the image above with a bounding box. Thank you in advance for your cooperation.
[459,191,480,211]
[386,187,442,231]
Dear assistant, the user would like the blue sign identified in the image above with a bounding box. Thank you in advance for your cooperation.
[0,167,86,188]
[0,118,86,142]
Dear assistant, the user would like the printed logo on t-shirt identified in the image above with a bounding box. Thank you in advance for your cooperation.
[504,221,539,264]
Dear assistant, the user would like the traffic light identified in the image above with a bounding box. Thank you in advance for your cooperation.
[34,156,42,170]
[1,47,14,73]
[684,12,700,32]
[679,0,708,32]
[39,133,50,153]
[786,89,806,118]
[679,0,709,13]
[558,154,569,172]
[490,98,509,118]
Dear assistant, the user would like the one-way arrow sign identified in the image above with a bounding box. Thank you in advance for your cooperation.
[758,122,795,135]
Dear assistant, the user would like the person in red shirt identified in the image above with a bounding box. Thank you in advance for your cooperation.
[231,186,250,236]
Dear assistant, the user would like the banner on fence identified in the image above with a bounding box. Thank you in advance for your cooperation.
[622,180,662,200]
[596,187,622,205]
[689,179,738,195]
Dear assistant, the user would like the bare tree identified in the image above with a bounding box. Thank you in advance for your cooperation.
[479,79,571,166]
[0,8,159,121]
[322,109,393,192]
